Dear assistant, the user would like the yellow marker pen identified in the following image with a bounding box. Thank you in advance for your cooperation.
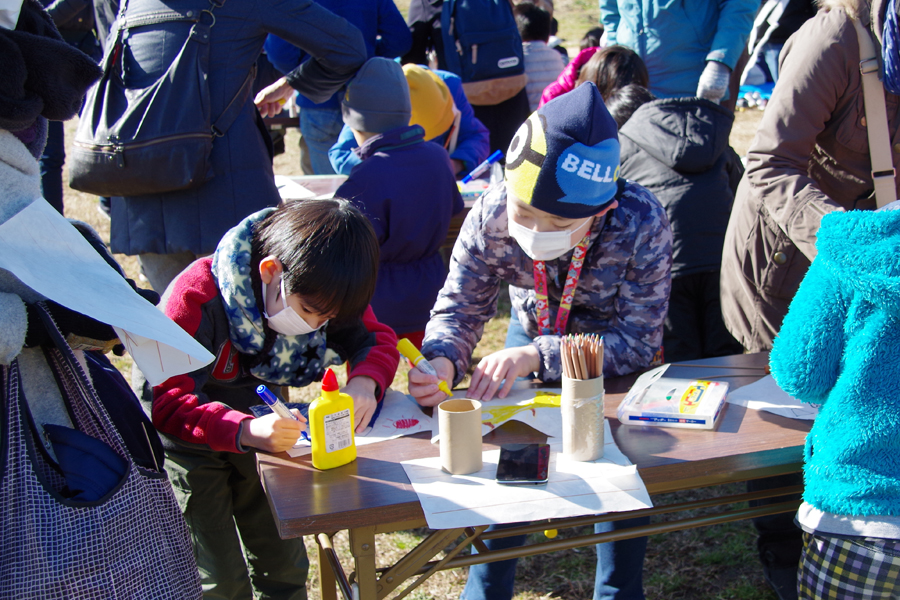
[397,338,453,396]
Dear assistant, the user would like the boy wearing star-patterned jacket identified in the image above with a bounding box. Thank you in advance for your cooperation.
[138,198,398,599]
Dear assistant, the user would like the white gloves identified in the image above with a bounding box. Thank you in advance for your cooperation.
[696,61,731,104]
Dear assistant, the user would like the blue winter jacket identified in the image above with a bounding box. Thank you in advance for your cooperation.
[328,67,490,177]
[110,0,366,256]
[263,0,411,110]
[334,125,463,335]
[599,0,757,98]
[770,208,900,517]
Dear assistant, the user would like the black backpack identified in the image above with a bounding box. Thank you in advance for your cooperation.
[68,0,253,197]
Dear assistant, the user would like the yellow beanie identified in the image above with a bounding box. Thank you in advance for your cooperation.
[402,64,455,141]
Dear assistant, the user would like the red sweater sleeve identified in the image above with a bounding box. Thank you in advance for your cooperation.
[151,259,252,452]
[347,306,399,399]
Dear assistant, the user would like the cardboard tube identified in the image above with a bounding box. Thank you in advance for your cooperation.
[438,399,483,474]
[561,375,604,461]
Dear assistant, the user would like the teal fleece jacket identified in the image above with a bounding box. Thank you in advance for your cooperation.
[770,207,900,517]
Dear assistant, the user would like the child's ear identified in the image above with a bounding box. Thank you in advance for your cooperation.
[259,255,283,285]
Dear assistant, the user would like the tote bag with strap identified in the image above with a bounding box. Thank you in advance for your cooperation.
[68,0,253,197]
[0,303,201,599]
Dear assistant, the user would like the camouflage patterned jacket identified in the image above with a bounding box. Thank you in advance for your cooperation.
[422,180,672,385]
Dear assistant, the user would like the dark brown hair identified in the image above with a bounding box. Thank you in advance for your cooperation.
[575,45,649,100]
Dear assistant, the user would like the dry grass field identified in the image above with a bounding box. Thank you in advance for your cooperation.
[57,4,774,595]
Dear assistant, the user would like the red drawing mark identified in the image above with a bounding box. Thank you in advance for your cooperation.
[386,417,420,430]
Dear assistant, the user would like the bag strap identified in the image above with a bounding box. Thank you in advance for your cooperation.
[853,17,897,208]
[34,303,131,459]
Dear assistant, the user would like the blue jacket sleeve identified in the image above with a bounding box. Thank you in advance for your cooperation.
[769,259,845,406]
[260,0,367,103]
[264,35,304,75]
[375,0,413,58]
[329,125,364,175]
[440,71,491,175]
[707,0,758,69]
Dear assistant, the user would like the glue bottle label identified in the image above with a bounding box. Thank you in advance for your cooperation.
[324,409,352,453]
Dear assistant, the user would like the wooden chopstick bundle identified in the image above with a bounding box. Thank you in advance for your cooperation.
[561,334,604,379]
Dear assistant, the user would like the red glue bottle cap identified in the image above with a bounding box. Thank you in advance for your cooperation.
[321,368,339,392]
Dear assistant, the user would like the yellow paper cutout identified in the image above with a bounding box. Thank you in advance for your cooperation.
[481,391,561,429]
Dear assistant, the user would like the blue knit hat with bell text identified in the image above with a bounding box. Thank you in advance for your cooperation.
[505,82,621,219]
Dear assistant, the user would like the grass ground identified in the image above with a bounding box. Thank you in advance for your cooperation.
[57,5,772,594]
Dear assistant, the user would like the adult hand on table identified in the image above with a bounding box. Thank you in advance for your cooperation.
[241,410,306,453]
[467,345,540,401]
[254,76,294,118]
[408,356,455,407]
[343,375,378,433]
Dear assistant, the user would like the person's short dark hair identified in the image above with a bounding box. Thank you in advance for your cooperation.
[514,2,552,43]
[253,198,379,324]
[605,84,656,128]
[580,26,605,51]
[575,45,649,100]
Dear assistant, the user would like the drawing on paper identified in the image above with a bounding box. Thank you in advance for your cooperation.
[481,392,561,429]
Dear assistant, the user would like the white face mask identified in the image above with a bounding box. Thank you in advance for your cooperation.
[263,276,327,336]
[507,217,591,261]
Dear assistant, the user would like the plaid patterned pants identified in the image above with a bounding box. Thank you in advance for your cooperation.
[799,532,900,599]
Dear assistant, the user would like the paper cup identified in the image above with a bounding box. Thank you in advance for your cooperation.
[438,399,483,474]
[561,375,604,461]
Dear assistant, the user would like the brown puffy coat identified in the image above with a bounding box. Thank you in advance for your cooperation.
[720,0,900,351]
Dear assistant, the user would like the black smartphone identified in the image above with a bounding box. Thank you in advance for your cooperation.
[495,443,551,484]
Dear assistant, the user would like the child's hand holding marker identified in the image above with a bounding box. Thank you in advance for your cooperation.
[398,338,455,407]
[244,385,309,453]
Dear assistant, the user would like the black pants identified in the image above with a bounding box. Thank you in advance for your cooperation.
[663,271,743,363]
[472,88,531,155]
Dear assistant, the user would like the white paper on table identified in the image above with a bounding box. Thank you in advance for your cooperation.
[274,175,317,201]
[431,386,564,443]
[403,420,653,530]
[726,374,819,421]
[286,388,433,456]
[0,198,214,385]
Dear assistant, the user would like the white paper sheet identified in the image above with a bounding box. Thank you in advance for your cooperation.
[0,199,213,384]
[402,420,652,530]
[286,388,433,456]
[431,387,564,443]
[726,374,819,420]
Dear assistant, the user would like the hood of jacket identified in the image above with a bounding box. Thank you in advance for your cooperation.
[618,97,734,175]
[816,205,900,311]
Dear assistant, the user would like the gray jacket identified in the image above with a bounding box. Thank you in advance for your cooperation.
[720,0,900,352]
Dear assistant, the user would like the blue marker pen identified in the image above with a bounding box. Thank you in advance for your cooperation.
[461,150,503,183]
[256,384,310,442]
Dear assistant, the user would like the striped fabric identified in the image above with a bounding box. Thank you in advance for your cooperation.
[799,532,900,599]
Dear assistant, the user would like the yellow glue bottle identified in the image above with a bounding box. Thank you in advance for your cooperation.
[309,368,357,470]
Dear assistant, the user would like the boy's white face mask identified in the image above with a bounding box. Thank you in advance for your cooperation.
[263,276,327,336]
[507,216,591,261]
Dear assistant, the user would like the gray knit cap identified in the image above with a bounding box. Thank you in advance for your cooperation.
[341,58,411,134]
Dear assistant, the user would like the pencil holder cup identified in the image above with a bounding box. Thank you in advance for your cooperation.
[438,399,483,475]
[561,375,604,461]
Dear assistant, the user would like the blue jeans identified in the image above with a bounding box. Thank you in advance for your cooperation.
[461,310,649,600]
[298,106,343,175]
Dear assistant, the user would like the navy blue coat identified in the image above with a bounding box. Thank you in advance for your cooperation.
[110,0,366,256]
[334,125,463,335]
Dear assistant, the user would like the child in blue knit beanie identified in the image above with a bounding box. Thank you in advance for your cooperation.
[770,202,900,598]
[407,81,673,600]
